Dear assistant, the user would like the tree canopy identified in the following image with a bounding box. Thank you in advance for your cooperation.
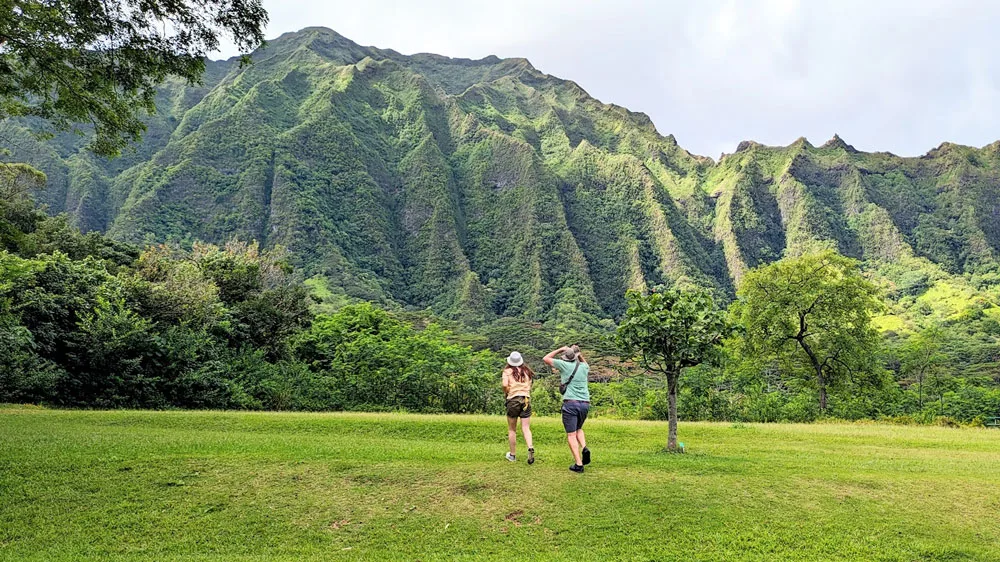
[0,0,267,156]
[898,326,948,408]
[730,251,885,413]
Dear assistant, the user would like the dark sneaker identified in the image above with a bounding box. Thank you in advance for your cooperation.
[527,448,535,465]
[569,464,584,473]
[582,447,591,466]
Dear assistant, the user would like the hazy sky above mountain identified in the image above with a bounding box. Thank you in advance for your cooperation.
[216,0,1000,159]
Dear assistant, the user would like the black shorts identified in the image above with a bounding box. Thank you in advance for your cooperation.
[561,400,590,432]
[506,396,532,418]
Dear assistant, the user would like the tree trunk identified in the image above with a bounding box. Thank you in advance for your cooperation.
[796,337,827,412]
[817,367,827,412]
[667,372,679,451]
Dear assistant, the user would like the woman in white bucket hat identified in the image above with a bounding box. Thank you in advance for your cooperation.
[501,351,535,464]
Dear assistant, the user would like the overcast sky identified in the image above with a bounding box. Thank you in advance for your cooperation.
[216,0,1000,159]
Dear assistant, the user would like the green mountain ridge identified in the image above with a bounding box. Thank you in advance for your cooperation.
[5,27,1000,335]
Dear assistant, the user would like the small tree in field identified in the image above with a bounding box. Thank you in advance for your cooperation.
[616,287,728,451]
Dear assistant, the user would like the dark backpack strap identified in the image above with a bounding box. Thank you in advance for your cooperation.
[560,360,581,394]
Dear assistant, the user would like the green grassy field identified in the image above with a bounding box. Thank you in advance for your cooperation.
[1,407,999,561]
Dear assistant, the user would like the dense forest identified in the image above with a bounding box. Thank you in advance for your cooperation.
[3,28,1000,423]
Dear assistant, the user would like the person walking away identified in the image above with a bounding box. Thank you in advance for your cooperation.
[502,351,535,464]
[544,345,591,473]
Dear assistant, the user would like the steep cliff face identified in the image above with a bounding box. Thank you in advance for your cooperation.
[6,28,1000,327]
[710,137,1000,280]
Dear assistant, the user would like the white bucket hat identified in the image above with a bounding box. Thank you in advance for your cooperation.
[506,351,524,367]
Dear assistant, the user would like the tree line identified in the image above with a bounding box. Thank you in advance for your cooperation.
[617,251,999,444]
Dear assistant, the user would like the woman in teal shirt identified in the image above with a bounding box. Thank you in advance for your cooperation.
[543,345,592,473]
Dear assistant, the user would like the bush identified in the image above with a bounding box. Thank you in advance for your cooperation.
[0,312,64,403]
[294,303,502,413]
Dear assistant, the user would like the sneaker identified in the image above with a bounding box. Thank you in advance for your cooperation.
[569,464,584,473]
[505,452,516,462]
[582,447,591,466]
[527,448,535,465]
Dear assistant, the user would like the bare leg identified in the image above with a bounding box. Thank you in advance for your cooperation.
[566,433,583,466]
[576,428,586,450]
[520,417,534,450]
[507,416,517,456]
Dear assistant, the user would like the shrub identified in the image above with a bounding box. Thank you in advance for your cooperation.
[294,303,502,413]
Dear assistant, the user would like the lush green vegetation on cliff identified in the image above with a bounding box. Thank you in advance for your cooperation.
[3,167,998,423]
[3,28,1000,422]
[8,29,1000,332]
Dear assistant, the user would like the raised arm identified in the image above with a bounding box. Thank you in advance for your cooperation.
[543,346,568,367]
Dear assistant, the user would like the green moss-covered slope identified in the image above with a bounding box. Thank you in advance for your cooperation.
[7,28,1000,331]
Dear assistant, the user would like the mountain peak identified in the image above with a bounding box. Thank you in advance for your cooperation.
[271,26,356,46]
[252,26,376,66]
[922,141,965,159]
[272,27,538,72]
[821,134,856,152]
[258,28,543,95]
[735,140,760,153]
[297,26,344,36]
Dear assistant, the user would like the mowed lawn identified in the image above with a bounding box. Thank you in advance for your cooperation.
[1,407,999,561]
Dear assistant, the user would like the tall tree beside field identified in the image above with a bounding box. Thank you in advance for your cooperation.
[0,0,268,156]
[899,326,948,408]
[731,251,884,412]
[616,287,728,451]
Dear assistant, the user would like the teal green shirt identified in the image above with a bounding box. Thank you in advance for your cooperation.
[553,359,590,402]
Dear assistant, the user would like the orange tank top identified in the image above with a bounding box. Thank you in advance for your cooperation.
[504,367,532,399]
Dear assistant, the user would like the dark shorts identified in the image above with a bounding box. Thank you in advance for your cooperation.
[561,400,590,433]
[506,396,532,418]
